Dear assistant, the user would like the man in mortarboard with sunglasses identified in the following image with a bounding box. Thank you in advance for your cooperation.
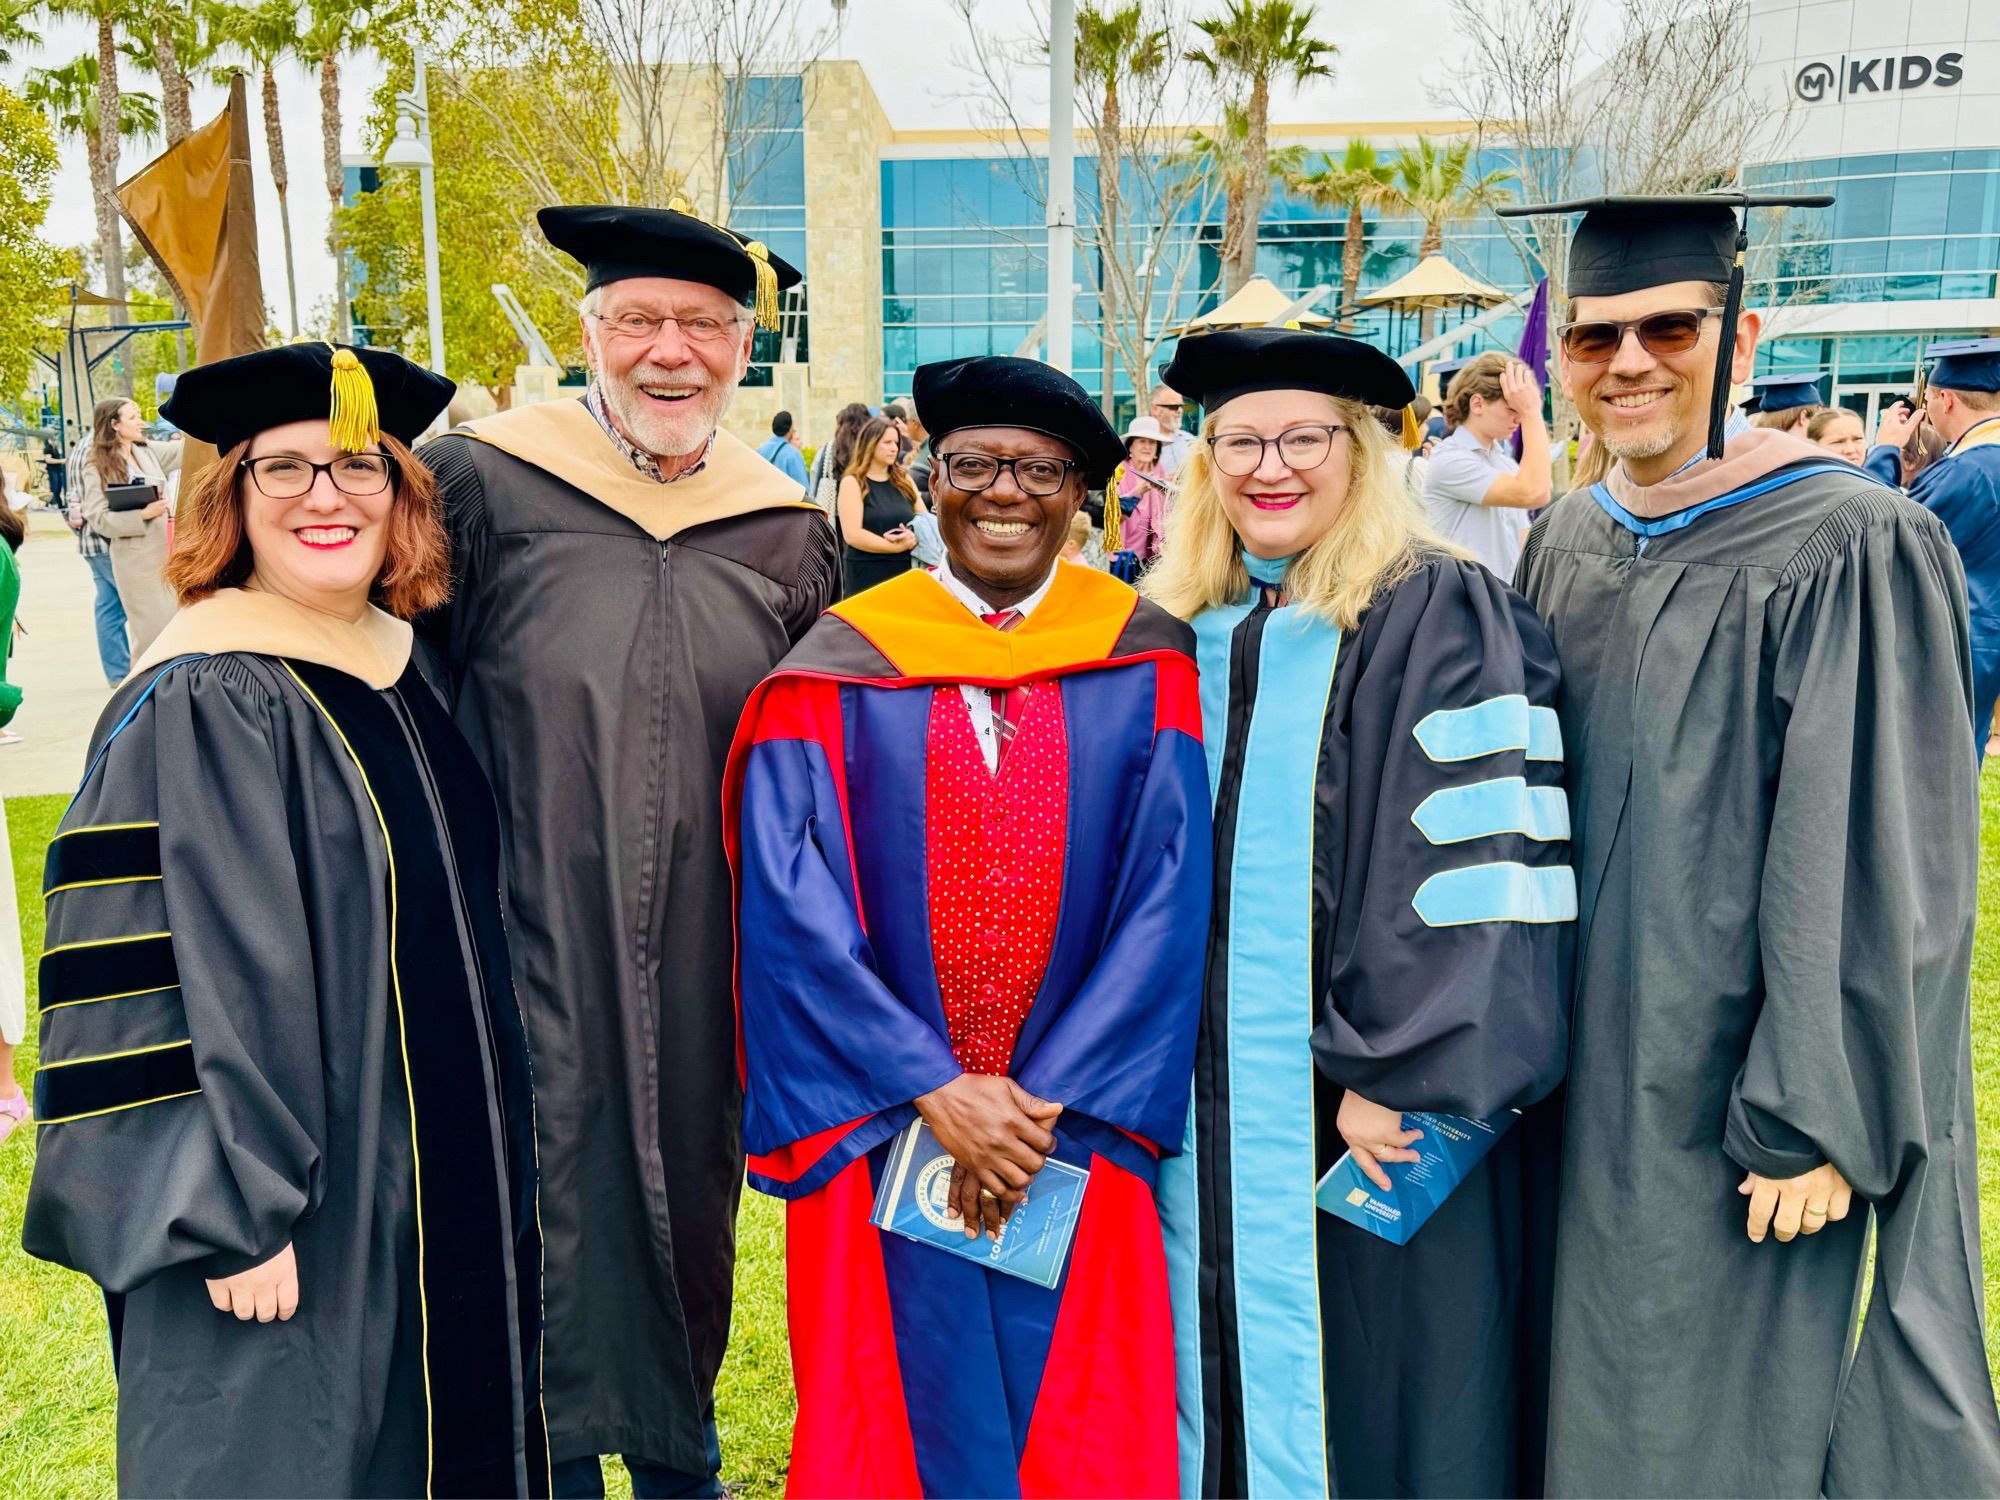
[1511,194,2000,1496]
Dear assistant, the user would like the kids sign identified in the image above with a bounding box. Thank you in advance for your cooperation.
[1794,52,1965,103]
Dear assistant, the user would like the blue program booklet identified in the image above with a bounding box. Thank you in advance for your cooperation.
[869,1118,1090,1289]
[1315,1109,1518,1246]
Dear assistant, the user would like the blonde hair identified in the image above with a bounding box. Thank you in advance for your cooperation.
[1146,397,1458,629]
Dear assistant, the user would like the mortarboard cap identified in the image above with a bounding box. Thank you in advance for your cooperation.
[1161,328,1415,413]
[1497,191,1834,458]
[913,355,1126,487]
[1744,371,1825,413]
[161,342,455,453]
[1925,337,2000,394]
[539,201,802,331]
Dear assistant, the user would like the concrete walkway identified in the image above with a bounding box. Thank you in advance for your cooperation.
[3,509,116,798]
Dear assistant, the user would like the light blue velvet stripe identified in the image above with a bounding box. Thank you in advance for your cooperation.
[1412,776,1571,845]
[1412,861,1578,927]
[1528,706,1562,762]
[1413,694,1564,764]
[1225,608,1339,1499]
[1160,600,1252,1497]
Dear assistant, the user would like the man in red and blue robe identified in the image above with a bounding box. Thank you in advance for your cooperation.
[724,356,1211,1497]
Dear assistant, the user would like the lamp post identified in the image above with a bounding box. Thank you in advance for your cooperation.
[383,48,447,380]
[1046,0,1076,374]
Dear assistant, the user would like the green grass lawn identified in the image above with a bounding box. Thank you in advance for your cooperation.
[8,774,2000,1495]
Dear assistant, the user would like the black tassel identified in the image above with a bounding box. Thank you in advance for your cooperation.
[1707,227,1748,461]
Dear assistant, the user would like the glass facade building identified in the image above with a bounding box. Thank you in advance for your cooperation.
[881,152,1528,415]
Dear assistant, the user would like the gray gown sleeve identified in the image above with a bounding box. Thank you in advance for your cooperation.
[1725,501,2000,1495]
[24,659,326,1291]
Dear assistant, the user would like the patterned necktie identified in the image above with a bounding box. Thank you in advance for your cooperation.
[980,609,1028,760]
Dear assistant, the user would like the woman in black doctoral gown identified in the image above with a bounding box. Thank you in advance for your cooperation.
[1148,329,1574,1499]
[23,343,550,1498]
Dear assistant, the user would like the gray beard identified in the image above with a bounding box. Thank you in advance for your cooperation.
[1600,426,1681,461]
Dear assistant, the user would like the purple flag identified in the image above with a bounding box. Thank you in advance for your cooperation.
[1513,277,1550,460]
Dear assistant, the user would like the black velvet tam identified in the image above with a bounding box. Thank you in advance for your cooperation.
[913,355,1126,487]
[538,202,802,300]
[1161,328,1415,412]
[162,343,455,451]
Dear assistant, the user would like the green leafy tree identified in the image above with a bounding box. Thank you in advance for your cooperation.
[0,83,78,402]
[213,0,302,334]
[0,0,36,66]
[1285,137,1396,331]
[1187,0,1336,294]
[1073,2,1169,415]
[341,39,615,399]
[1386,134,1513,339]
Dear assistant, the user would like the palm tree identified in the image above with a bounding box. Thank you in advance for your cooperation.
[214,0,301,335]
[1286,138,1395,332]
[302,0,380,340]
[1186,105,1306,303]
[137,0,222,144]
[1386,135,1514,341]
[1074,2,1168,415]
[0,0,36,66]
[44,0,142,306]
[1187,0,1336,295]
[26,57,159,391]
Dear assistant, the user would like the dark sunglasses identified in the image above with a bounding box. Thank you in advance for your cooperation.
[1556,308,1724,364]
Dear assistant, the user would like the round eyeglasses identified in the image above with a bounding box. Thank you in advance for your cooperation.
[935,452,1081,497]
[1207,424,1347,476]
[242,453,394,499]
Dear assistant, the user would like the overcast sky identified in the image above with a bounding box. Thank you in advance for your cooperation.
[12,0,1466,333]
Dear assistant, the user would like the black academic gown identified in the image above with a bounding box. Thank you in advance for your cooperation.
[24,636,547,1498]
[420,405,838,1470]
[1516,455,2000,1497]
[1159,557,1573,1499]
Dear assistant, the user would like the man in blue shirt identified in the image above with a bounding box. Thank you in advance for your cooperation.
[1869,338,2000,751]
[756,409,809,486]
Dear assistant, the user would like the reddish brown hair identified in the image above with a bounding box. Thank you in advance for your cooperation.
[164,434,451,619]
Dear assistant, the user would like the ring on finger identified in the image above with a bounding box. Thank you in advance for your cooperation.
[978,1188,998,1201]
[1803,1206,1827,1218]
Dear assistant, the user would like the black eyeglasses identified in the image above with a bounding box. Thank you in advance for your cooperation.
[1556,308,1724,364]
[935,452,1081,496]
[241,453,394,499]
[1207,424,1347,476]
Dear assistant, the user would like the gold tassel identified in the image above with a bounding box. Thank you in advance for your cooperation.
[1103,464,1124,552]
[1401,404,1422,450]
[744,240,780,332]
[327,347,380,452]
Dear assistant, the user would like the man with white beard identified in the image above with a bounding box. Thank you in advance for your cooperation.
[419,203,838,1499]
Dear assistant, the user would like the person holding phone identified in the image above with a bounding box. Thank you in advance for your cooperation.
[837,414,922,595]
[79,396,181,658]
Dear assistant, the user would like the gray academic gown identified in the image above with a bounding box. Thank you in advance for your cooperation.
[1515,430,2000,1497]
[420,401,838,1471]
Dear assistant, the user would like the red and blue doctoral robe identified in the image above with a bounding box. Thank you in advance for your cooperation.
[723,565,1212,1499]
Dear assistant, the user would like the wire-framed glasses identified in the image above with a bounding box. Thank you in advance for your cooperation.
[587,310,745,344]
